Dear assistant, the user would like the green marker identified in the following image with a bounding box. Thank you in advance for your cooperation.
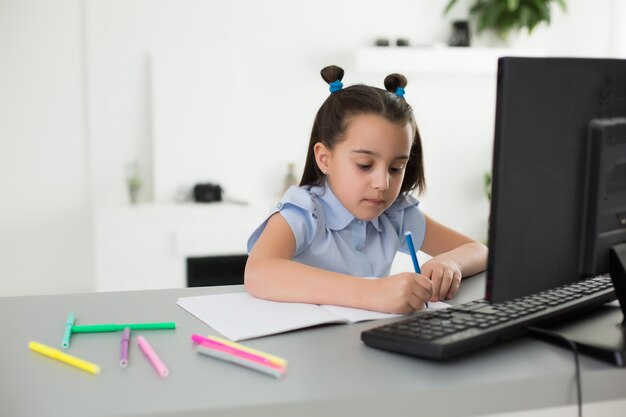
[71,322,176,333]
[61,312,75,349]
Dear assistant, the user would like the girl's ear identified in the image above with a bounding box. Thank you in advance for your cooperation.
[313,142,331,173]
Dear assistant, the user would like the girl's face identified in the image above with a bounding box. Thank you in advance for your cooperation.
[314,114,413,221]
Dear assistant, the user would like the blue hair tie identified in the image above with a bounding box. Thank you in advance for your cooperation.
[329,80,343,93]
[395,87,405,97]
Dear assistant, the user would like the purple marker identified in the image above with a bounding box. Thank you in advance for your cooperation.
[119,327,130,368]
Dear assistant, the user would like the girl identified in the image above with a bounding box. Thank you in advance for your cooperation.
[245,65,488,314]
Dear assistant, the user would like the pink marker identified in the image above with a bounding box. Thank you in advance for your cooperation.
[190,334,281,369]
[137,335,169,377]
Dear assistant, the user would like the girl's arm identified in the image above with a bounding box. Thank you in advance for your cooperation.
[419,214,489,301]
[245,213,432,313]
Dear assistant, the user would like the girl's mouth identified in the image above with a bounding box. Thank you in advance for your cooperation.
[364,199,385,206]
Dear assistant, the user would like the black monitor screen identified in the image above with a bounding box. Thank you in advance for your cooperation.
[487,57,626,303]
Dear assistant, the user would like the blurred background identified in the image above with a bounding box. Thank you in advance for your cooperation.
[1,0,625,296]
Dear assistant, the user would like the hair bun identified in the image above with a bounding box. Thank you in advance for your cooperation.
[383,73,408,94]
[321,65,345,84]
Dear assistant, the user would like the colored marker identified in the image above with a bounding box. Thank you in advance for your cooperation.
[71,322,176,333]
[204,335,288,368]
[405,231,428,308]
[119,327,130,368]
[404,231,421,274]
[197,344,286,379]
[61,312,75,349]
[198,341,285,370]
[191,334,284,370]
[29,341,101,375]
[137,336,169,378]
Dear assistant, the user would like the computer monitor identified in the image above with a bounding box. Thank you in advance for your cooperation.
[487,57,626,305]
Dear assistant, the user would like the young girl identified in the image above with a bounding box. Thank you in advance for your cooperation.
[245,65,488,314]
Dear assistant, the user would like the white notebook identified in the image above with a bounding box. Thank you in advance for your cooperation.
[177,292,450,341]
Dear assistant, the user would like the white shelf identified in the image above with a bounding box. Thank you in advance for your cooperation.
[356,47,545,74]
[94,201,273,292]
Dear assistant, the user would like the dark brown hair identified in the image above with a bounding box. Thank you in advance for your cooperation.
[299,65,425,195]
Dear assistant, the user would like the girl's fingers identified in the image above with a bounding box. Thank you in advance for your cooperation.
[446,272,462,299]
[412,275,433,307]
[406,294,425,311]
[430,268,444,300]
[439,270,454,299]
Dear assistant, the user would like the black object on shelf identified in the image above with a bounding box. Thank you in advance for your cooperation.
[193,183,222,203]
[396,38,410,47]
[449,20,470,47]
[375,38,390,47]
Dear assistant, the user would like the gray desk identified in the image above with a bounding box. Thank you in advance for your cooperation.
[1,274,625,417]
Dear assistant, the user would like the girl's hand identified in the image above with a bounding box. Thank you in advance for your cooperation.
[421,256,462,301]
[367,272,433,314]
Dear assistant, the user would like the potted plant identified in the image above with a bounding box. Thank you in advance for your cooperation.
[444,0,567,42]
[126,161,142,204]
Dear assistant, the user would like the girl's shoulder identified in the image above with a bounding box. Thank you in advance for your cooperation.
[272,184,329,230]
[382,193,423,234]
[283,184,316,200]
[386,192,420,213]
[247,185,325,254]
[277,184,322,213]
[383,193,425,246]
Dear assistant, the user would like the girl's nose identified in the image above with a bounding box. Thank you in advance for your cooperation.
[372,169,390,191]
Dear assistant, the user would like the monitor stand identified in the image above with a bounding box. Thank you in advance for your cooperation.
[532,243,626,367]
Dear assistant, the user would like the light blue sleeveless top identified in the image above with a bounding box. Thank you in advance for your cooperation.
[247,182,426,278]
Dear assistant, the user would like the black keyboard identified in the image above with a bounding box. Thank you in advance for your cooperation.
[361,275,616,360]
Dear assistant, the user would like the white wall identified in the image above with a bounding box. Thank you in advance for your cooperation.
[85,0,454,207]
[611,0,626,56]
[0,0,93,296]
[1,0,624,296]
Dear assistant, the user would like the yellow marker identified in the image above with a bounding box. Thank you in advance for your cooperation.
[206,335,288,368]
[29,341,101,375]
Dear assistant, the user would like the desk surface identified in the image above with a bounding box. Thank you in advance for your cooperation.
[1,274,625,417]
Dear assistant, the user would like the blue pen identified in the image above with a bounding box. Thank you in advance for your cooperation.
[404,231,421,274]
[404,231,428,308]
[62,312,75,349]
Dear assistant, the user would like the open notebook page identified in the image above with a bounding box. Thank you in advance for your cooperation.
[177,292,450,341]
[178,292,352,341]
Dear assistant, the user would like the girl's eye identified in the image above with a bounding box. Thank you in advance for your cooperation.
[357,164,372,171]
[390,166,405,173]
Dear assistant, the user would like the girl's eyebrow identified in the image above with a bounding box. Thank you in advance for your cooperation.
[351,149,410,160]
